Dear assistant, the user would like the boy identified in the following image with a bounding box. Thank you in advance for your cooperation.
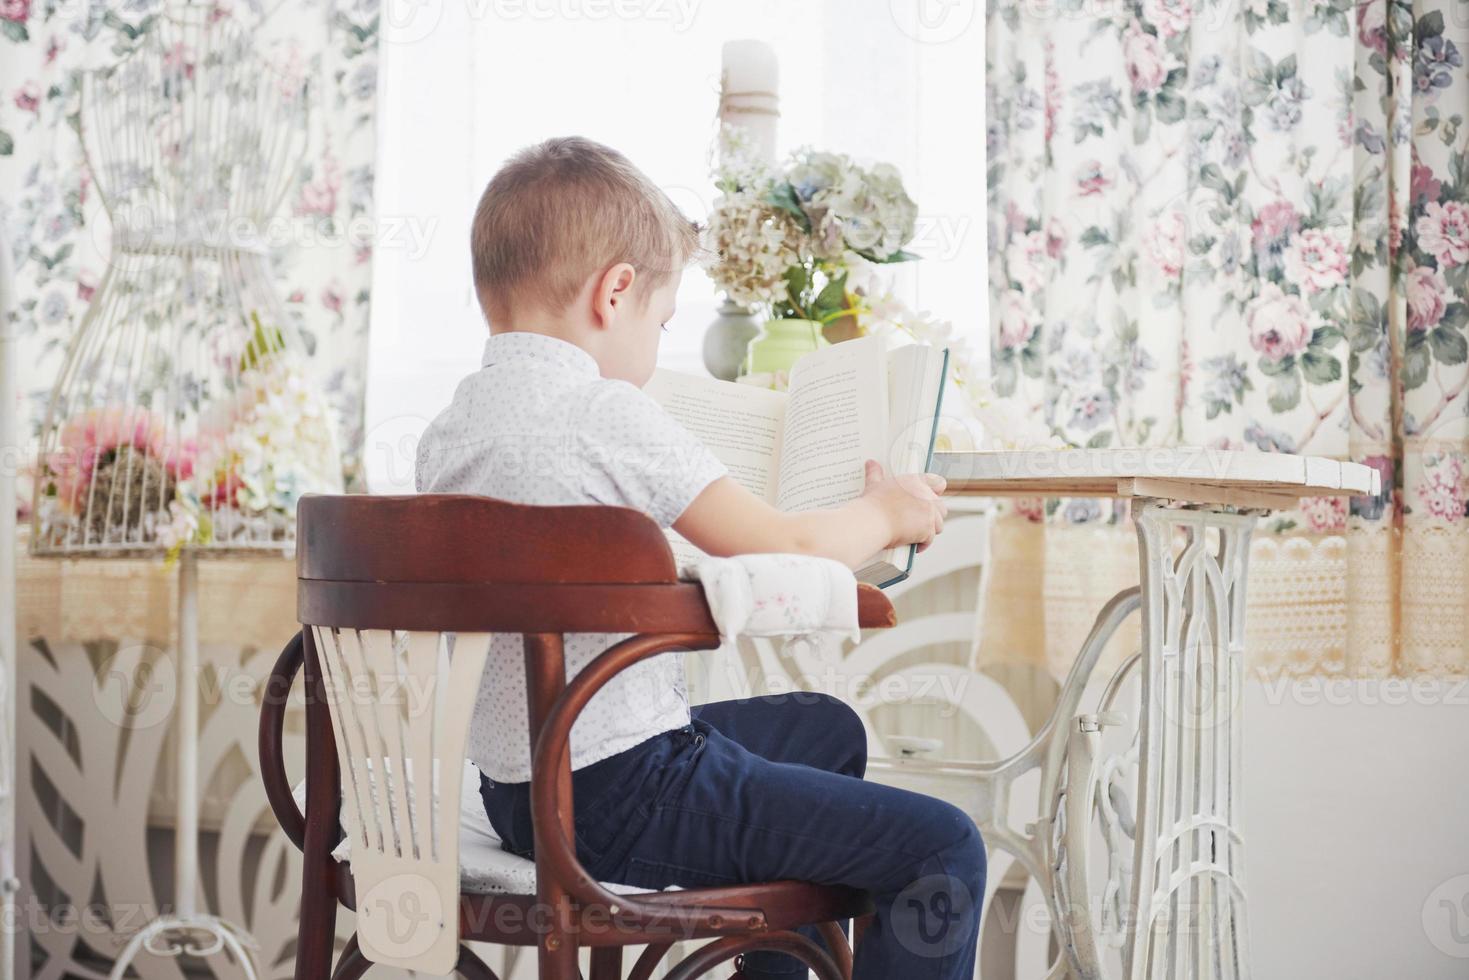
[416,137,984,979]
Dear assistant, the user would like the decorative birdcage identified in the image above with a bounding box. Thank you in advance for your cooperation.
[30,5,343,558]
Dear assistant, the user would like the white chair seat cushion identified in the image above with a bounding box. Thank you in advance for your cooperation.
[291,761,654,896]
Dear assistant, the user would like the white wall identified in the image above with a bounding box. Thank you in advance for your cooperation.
[1244,679,1469,977]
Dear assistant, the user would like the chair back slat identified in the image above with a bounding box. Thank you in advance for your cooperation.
[359,630,418,857]
[313,627,381,852]
[401,629,446,860]
[309,623,491,974]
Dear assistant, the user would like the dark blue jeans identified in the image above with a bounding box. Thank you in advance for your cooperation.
[481,694,985,979]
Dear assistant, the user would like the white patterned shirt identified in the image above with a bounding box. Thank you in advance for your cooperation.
[415,331,727,783]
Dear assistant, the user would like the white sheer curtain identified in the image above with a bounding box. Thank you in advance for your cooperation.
[364,0,986,492]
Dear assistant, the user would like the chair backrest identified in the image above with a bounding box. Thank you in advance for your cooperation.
[295,493,718,973]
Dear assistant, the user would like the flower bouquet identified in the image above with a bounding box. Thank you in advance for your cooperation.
[34,313,343,556]
[703,128,921,378]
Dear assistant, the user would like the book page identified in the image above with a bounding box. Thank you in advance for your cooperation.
[645,369,787,503]
[774,337,888,513]
[866,343,949,584]
[645,369,789,569]
[886,343,948,475]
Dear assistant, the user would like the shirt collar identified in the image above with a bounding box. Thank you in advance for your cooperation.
[481,331,601,379]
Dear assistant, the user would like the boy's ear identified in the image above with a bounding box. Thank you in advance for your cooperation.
[591,262,637,329]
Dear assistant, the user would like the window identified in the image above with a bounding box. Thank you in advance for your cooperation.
[366,0,985,491]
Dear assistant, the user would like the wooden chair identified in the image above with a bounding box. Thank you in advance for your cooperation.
[258,494,897,979]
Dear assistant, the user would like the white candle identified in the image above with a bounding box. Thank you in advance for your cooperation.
[719,39,779,164]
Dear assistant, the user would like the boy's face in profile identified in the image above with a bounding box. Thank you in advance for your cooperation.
[600,271,681,387]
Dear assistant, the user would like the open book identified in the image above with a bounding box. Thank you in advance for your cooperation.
[646,335,949,587]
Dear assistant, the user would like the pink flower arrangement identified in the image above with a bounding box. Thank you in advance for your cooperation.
[1405,265,1448,332]
[1282,228,1349,292]
[1416,201,1469,268]
[47,407,195,512]
[0,0,29,23]
[1247,284,1314,362]
[1124,22,1168,94]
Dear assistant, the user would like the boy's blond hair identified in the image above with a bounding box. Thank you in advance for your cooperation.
[471,136,699,324]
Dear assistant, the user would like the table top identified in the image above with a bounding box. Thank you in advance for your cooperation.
[932,448,1380,508]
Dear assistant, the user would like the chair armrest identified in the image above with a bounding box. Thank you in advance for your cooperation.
[259,631,306,850]
[528,630,740,936]
[527,583,894,934]
[856,583,896,629]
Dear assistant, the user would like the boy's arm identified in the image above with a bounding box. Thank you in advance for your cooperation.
[673,461,947,569]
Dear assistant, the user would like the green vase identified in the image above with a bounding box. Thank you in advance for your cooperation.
[742,318,829,377]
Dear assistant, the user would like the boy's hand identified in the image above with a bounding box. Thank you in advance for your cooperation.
[860,460,947,552]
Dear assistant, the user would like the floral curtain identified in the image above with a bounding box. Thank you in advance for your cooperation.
[0,0,379,502]
[984,0,1468,676]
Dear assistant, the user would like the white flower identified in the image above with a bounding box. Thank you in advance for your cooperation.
[1282,228,1349,292]
[1416,201,1469,269]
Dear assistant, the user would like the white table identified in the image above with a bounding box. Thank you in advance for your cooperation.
[931,449,1379,980]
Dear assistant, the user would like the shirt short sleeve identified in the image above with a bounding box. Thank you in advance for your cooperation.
[576,380,728,527]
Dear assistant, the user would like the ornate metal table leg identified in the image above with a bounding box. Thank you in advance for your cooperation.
[107,553,261,980]
[1123,502,1257,980]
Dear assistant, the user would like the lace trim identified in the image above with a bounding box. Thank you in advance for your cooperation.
[979,516,1469,679]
